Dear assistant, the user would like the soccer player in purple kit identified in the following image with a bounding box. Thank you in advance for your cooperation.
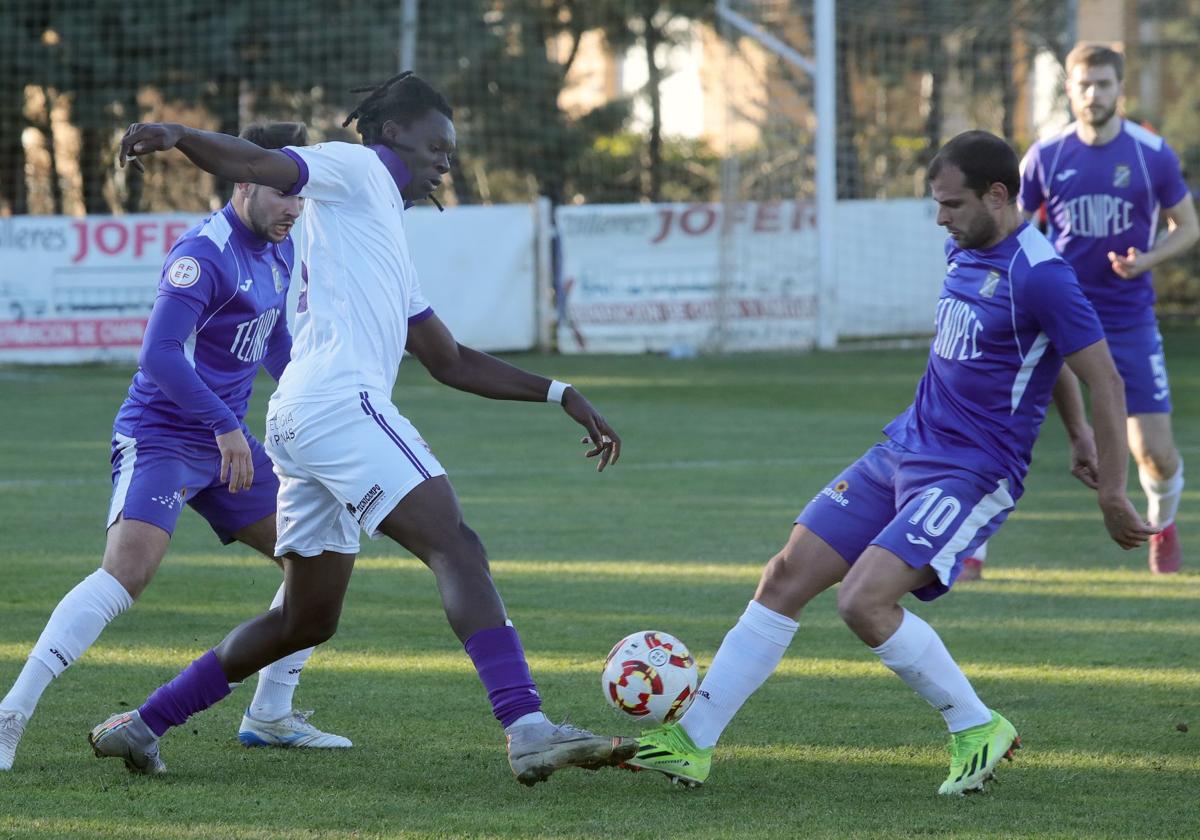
[0,123,351,773]
[965,43,1198,581]
[87,73,636,785]
[627,131,1156,795]
[1010,42,1197,575]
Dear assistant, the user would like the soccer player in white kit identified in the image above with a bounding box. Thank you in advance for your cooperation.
[89,73,636,785]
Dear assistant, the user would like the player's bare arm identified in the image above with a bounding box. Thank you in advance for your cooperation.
[119,123,299,193]
[1108,194,1200,279]
[1051,366,1098,489]
[406,313,620,471]
[1063,339,1158,548]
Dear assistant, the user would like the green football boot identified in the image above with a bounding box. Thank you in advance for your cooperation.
[625,721,712,787]
[938,711,1020,795]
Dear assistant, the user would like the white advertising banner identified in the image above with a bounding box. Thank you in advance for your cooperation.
[555,201,821,354]
[0,214,200,364]
[833,198,946,339]
[404,203,537,352]
[556,199,948,353]
[0,206,538,365]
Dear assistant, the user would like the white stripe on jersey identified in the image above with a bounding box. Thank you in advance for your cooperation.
[183,331,197,367]
[200,211,234,250]
[1016,225,1057,266]
[930,478,1014,584]
[106,433,138,528]
[1010,332,1050,413]
[1122,120,1165,152]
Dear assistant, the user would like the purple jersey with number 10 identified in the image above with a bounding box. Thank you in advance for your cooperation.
[114,204,293,441]
[884,223,1105,495]
[1019,121,1190,330]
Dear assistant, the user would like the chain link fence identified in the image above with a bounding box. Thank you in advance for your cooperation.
[1,1,1197,314]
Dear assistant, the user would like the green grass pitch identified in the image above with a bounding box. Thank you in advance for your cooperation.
[1,331,1197,839]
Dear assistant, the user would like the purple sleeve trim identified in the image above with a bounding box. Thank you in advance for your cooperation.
[140,295,239,435]
[281,148,309,197]
[407,306,435,326]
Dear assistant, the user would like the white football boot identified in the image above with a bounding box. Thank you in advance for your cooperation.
[237,709,352,748]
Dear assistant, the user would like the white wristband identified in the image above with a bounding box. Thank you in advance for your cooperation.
[546,380,571,404]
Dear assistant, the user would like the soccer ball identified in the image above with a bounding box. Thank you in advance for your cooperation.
[602,630,698,723]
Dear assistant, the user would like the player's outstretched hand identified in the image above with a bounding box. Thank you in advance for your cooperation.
[1107,246,1151,279]
[561,388,621,472]
[1068,428,1099,489]
[1099,495,1159,550]
[216,428,255,493]
[119,123,186,172]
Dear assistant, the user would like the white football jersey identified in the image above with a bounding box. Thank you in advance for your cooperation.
[271,142,432,405]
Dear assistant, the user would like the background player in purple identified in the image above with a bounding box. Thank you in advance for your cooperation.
[0,123,348,773]
[626,131,1156,795]
[1007,42,1198,576]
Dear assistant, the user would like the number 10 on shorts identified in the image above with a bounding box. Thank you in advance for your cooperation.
[908,487,962,537]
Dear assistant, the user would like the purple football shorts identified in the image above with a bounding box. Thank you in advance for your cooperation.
[107,427,278,544]
[796,439,1018,600]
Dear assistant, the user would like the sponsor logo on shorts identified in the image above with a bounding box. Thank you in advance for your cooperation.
[268,410,296,445]
[905,532,934,548]
[167,256,201,288]
[1151,352,1170,401]
[348,483,386,524]
[820,481,850,507]
[151,489,186,509]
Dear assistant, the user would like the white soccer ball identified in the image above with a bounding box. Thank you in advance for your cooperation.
[602,630,698,723]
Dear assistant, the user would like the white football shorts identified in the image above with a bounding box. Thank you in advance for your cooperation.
[265,390,446,557]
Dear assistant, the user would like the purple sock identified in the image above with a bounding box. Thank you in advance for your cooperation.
[464,624,543,728]
[138,650,232,737]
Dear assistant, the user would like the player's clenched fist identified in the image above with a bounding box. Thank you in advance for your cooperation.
[119,123,187,171]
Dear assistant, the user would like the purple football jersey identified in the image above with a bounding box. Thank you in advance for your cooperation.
[884,224,1105,494]
[115,204,293,440]
[1019,121,1190,329]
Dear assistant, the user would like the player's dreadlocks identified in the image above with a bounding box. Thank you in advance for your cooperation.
[343,72,453,210]
[342,71,453,146]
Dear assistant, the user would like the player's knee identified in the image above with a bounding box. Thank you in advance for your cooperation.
[1135,445,1177,479]
[835,583,875,631]
[283,603,342,647]
[100,560,153,600]
[458,523,488,564]
[428,524,490,576]
[757,550,796,599]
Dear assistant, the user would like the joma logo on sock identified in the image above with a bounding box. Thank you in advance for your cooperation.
[48,648,69,668]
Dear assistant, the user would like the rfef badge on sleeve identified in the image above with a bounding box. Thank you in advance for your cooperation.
[168,256,201,288]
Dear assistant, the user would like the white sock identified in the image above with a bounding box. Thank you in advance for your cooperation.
[871,609,991,733]
[1,568,133,720]
[504,711,550,732]
[1139,461,1184,527]
[679,600,799,749]
[249,581,314,721]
